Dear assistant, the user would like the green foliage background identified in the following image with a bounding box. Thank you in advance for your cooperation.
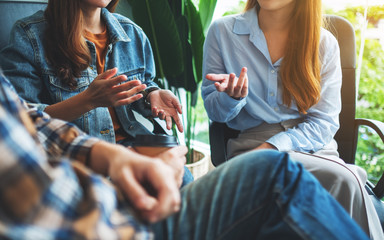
[326,5,384,184]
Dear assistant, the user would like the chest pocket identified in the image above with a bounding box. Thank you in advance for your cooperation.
[47,74,91,103]
[121,68,145,83]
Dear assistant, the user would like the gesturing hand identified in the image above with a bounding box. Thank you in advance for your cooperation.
[85,68,147,108]
[148,89,183,132]
[205,67,248,99]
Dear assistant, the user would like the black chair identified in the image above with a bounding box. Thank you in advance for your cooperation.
[208,15,384,229]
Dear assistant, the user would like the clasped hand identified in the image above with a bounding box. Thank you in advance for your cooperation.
[107,144,188,223]
[206,67,248,99]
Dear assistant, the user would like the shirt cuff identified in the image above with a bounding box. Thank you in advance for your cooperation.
[266,132,293,152]
[67,135,101,166]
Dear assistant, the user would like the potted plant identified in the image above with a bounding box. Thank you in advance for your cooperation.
[118,0,217,178]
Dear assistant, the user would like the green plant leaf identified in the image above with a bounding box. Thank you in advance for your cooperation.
[186,0,205,86]
[198,0,217,34]
[126,0,184,79]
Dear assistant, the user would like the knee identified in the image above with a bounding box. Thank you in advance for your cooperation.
[314,165,361,196]
[228,149,293,178]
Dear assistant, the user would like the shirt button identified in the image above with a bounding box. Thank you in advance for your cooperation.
[271,70,275,73]
[269,92,275,97]
[129,126,134,130]
[274,107,279,111]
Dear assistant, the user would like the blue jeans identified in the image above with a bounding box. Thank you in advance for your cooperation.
[152,150,368,240]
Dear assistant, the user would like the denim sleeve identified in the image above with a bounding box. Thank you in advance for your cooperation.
[131,30,158,117]
[0,22,49,112]
[267,31,342,152]
[201,20,247,123]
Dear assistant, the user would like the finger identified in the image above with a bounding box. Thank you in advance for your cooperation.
[115,94,143,106]
[205,73,228,82]
[226,73,236,96]
[234,67,247,97]
[214,82,227,92]
[172,99,183,114]
[172,113,183,132]
[113,84,146,101]
[95,67,118,81]
[162,145,188,158]
[119,167,157,212]
[112,80,143,91]
[140,163,181,222]
[152,106,159,117]
[113,82,146,95]
[165,116,172,130]
[158,110,166,120]
[241,71,249,98]
[105,75,129,88]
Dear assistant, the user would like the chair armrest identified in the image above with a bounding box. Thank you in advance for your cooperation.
[355,118,384,198]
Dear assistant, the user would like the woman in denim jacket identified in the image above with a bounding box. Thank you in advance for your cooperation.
[0,0,184,145]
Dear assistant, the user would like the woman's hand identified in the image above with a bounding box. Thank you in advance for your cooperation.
[85,68,147,108]
[147,89,183,132]
[205,67,248,99]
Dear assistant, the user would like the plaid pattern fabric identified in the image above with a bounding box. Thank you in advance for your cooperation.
[0,73,152,239]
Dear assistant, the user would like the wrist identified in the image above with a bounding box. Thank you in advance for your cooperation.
[141,87,159,107]
[79,90,96,111]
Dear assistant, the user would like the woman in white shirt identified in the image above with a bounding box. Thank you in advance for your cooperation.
[201,0,383,238]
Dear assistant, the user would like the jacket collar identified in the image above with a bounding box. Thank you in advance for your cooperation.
[101,8,131,44]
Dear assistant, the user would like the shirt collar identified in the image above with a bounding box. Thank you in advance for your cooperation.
[101,8,131,44]
[233,7,275,65]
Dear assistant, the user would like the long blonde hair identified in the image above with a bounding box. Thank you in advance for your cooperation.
[245,0,323,114]
[44,0,119,88]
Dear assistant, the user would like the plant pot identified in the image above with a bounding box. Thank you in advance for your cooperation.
[186,141,211,179]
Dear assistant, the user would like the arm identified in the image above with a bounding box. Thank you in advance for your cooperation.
[131,30,184,132]
[1,23,146,122]
[201,21,247,122]
[266,32,342,152]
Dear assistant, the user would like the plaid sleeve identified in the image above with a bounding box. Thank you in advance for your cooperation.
[29,109,100,165]
[0,73,152,239]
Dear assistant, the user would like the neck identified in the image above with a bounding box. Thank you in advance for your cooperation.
[81,7,105,34]
[258,6,294,32]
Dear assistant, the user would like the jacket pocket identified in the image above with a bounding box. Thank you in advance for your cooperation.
[47,74,91,102]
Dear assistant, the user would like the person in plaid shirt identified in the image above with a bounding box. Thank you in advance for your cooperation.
[0,71,368,239]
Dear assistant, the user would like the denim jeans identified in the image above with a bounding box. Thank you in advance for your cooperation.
[152,150,368,240]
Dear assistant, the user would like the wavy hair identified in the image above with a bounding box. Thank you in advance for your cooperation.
[44,0,119,88]
[245,0,323,114]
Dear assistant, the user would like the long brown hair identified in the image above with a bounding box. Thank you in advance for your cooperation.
[245,0,323,114]
[44,0,119,88]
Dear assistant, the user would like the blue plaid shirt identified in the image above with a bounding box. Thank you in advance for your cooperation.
[0,72,152,239]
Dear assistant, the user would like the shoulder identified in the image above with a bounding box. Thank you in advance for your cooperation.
[209,14,238,32]
[110,12,145,33]
[320,28,339,50]
[13,10,46,30]
[319,28,340,60]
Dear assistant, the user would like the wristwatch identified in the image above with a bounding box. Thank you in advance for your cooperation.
[141,87,159,107]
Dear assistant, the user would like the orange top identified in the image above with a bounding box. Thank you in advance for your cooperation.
[84,28,127,142]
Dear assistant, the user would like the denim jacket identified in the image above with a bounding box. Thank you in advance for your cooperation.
[0,8,158,143]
